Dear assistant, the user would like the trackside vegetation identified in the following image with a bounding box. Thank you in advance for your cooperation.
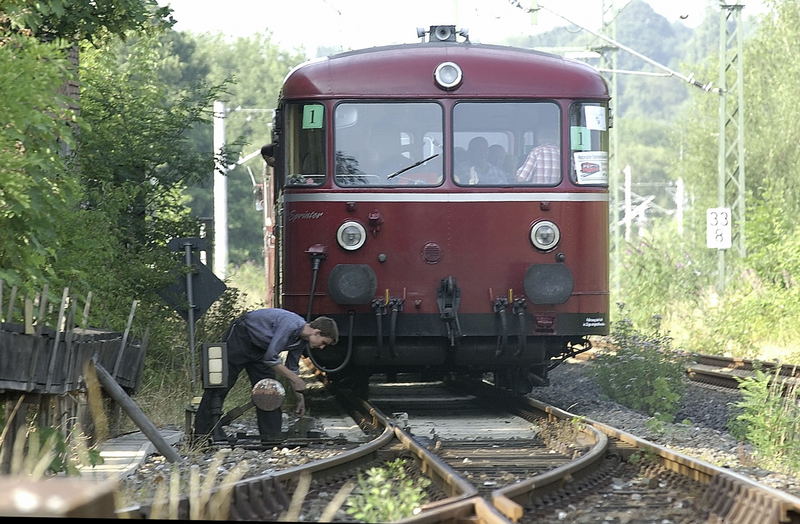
[0,2,304,431]
[2,0,800,486]
[729,368,800,475]
[346,458,431,522]
[593,310,687,425]
[612,1,800,472]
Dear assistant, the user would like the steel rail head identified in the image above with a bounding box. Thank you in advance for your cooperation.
[390,424,478,502]
[120,422,395,520]
[342,385,480,505]
[335,384,482,515]
[396,496,512,524]
[489,422,608,522]
[522,395,800,523]
[455,378,800,523]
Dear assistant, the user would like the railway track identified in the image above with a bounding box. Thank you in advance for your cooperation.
[120,376,800,522]
[367,381,587,499]
[580,344,799,392]
[687,353,800,390]
[472,381,800,524]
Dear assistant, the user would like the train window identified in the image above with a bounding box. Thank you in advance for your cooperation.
[569,102,609,186]
[453,102,561,186]
[284,103,326,186]
[334,102,444,187]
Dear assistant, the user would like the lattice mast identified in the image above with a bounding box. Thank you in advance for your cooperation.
[717,3,747,290]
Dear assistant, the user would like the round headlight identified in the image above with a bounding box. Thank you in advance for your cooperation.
[337,221,366,251]
[530,220,560,251]
[434,62,462,90]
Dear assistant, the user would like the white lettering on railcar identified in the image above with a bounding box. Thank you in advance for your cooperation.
[582,317,606,327]
[288,211,324,222]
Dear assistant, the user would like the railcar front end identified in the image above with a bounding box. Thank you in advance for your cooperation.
[268,30,610,394]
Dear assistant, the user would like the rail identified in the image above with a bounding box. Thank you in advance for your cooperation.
[120,385,484,521]
[687,353,800,390]
[119,376,800,522]
[467,379,800,523]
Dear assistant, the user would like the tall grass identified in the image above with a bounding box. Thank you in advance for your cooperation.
[729,366,800,475]
[145,450,249,520]
[0,420,102,477]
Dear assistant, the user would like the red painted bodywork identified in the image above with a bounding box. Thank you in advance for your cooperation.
[282,43,608,100]
[272,41,609,377]
[282,198,608,318]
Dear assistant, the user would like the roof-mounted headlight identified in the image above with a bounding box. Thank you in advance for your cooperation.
[530,220,560,251]
[337,221,366,251]
[434,62,462,90]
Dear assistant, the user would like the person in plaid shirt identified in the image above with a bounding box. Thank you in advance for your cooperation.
[515,130,561,185]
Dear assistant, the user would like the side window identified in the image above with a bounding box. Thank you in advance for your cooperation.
[285,103,326,186]
[569,103,609,186]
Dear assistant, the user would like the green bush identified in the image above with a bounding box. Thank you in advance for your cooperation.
[593,310,687,422]
[346,458,431,522]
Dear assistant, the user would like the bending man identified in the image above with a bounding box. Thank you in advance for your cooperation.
[194,308,338,443]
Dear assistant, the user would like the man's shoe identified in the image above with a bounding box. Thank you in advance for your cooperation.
[211,427,228,443]
[259,431,285,447]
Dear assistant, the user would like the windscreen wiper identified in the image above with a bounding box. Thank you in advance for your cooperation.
[386,153,439,179]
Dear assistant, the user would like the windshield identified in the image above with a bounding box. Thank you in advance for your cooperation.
[453,102,561,186]
[334,102,444,187]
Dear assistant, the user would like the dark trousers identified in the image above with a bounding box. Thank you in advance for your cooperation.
[194,320,282,439]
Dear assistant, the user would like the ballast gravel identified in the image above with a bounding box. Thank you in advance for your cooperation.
[116,357,800,511]
[531,357,800,499]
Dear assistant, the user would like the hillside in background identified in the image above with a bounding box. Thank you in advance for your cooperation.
[508,0,719,119]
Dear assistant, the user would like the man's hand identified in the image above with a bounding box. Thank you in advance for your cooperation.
[294,393,306,417]
[290,375,306,392]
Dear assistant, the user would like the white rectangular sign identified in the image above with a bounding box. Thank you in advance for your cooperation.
[584,105,607,131]
[573,151,608,185]
[707,208,731,249]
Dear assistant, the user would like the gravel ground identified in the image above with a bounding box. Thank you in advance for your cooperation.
[531,357,800,499]
[117,357,800,513]
[116,413,353,512]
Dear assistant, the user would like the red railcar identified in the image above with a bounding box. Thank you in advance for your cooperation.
[267,27,609,394]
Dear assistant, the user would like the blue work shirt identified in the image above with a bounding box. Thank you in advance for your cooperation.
[240,309,306,372]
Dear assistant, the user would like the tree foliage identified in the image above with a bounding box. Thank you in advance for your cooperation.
[0,34,76,286]
[1,0,172,42]
[178,31,306,264]
[617,0,800,358]
[63,29,240,352]
[0,5,234,344]
[0,0,305,404]
[78,32,225,248]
